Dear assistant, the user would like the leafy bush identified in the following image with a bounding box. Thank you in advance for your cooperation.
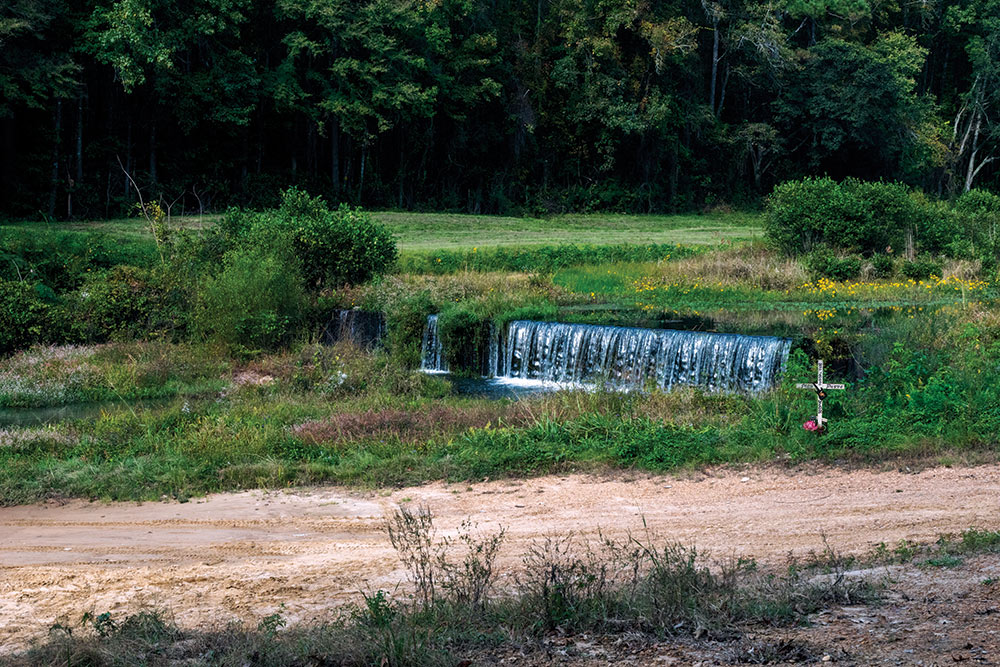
[766,178,923,256]
[0,229,157,290]
[901,257,941,280]
[0,281,50,354]
[384,291,436,369]
[869,253,895,278]
[806,249,862,280]
[59,266,189,343]
[222,188,397,288]
[955,189,1000,254]
[193,247,307,351]
[437,304,493,374]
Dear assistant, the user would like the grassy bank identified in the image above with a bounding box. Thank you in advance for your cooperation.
[2,210,762,252]
[2,297,1000,505]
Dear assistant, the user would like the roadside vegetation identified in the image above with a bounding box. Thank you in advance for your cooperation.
[2,180,1000,504]
[9,511,1000,667]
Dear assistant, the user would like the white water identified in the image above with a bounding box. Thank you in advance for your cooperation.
[422,316,791,393]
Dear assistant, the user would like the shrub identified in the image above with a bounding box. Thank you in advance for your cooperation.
[437,304,493,374]
[222,188,397,288]
[385,291,436,369]
[955,188,1000,254]
[901,257,941,280]
[765,178,919,256]
[869,253,895,278]
[60,266,189,343]
[193,247,307,351]
[0,229,157,290]
[806,249,862,280]
[0,281,50,354]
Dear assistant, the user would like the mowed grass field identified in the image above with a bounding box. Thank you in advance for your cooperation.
[3,210,763,250]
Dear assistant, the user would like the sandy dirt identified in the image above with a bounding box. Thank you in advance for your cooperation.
[1,464,999,656]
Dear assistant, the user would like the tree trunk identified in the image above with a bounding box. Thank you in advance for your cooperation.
[76,93,84,182]
[716,64,729,117]
[709,19,719,115]
[359,141,367,202]
[1,117,14,205]
[125,117,133,202]
[149,119,158,186]
[331,118,340,196]
[965,113,982,192]
[48,99,63,219]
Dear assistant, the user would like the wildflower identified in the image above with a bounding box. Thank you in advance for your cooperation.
[802,420,820,432]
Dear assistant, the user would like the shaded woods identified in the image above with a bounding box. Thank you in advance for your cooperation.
[0,0,1000,218]
[2,0,1000,219]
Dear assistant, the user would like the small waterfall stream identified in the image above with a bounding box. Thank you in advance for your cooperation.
[322,310,386,348]
[421,316,791,393]
[420,314,450,373]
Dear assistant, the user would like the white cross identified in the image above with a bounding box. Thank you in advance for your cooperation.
[795,360,845,428]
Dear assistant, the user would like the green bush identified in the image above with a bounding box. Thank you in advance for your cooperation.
[766,178,921,256]
[193,247,307,351]
[0,281,50,354]
[222,188,397,288]
[437,304,493,374]
[955,189,1000,254]
[385,291,436,369]
[806,249,862,280]
[869,253,895,278]
[60,266,189,343]
[901,257,942,280]
[0,229,157,290]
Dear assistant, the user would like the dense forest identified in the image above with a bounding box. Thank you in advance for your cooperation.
[1,0,999,218]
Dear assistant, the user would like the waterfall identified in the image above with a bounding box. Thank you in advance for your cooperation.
[322,310,386,348]
[420,314,449,373]
[498,320,791,393]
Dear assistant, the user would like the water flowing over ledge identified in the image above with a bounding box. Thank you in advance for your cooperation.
[322,310,386,349]
[422,316,791,393]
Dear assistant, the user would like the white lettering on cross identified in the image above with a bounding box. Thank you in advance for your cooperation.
[795,360,846,428]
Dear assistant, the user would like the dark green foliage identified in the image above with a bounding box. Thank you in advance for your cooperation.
[436,304,492,374]
[870,253,896,278]
[223,188,397,288]
[901,257,942,280]
[6,0,1000,220]
[193,247,307,351]
[0,229,157,290]
[764,177,987,258]
[955,189,1000,254]
[765,178,917,255]
[60,266,189,342]
[0,280,50,354]
[384,291,436,369]
[806,249,862,280]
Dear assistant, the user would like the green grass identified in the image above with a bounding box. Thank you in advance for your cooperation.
[3,210,763,251]
[378,210,763,250]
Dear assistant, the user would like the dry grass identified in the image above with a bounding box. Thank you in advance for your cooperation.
[646,243,807,291]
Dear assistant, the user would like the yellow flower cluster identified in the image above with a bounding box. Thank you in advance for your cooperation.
[798,275,992,297]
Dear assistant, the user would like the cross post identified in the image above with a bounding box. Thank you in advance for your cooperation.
[795,360,846,429]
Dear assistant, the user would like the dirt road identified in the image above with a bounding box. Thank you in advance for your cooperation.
[2,464,998,654]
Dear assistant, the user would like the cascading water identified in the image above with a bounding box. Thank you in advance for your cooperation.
[420,314,792,393]
[420,314,450,373]
[499,320,791,392]
[322,310,385,348]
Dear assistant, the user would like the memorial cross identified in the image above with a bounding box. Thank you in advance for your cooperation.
[795,360,845,429]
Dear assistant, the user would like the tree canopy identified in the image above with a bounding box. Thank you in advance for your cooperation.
[1,0,998,218]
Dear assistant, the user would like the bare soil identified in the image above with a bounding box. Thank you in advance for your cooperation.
[2,464,999,661]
